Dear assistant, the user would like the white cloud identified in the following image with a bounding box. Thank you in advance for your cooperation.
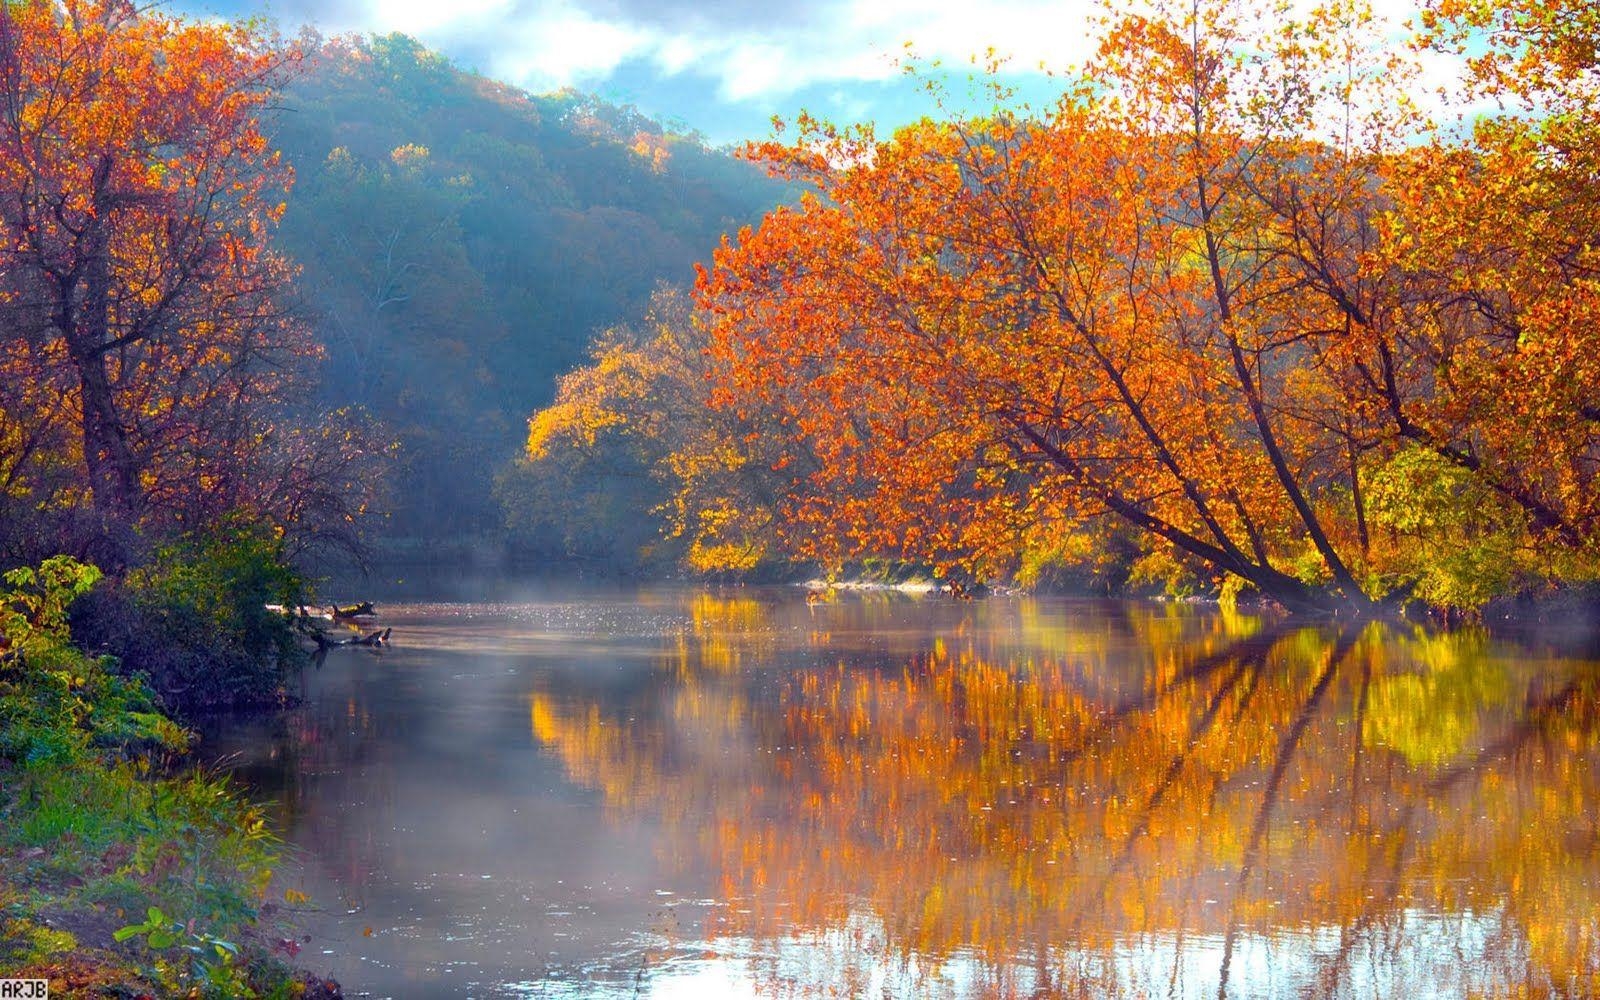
[481,4,653,89]
[654,34,709,76]
[715,41,800,102]
[674,0,1103,99]
[375,0,518,37]
[327,0,1105,100]
[297,0,1477,142]
[842,0,1101,74]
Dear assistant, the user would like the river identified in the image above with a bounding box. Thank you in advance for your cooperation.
[206,588,1600,998]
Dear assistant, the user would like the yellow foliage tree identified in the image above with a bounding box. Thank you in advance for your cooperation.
[500,286,790,572]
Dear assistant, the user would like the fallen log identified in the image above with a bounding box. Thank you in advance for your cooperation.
[331,601,377,620]
[309,626,391,650]
[355,627,391,647]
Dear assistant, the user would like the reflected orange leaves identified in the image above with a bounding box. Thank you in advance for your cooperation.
[530,697,672,820]
[528,600,1600,993]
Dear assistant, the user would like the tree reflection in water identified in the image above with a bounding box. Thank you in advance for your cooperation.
[529,596,1600,998]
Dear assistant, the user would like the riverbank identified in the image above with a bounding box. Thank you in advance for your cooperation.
[334,543,1600,629]
[0,767,343,999]
[0,558,341,998]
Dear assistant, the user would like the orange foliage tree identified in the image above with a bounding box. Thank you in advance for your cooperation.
[0,0,366,560]
[693,0,1600,611]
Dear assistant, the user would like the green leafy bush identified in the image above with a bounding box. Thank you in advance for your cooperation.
[0,557,185,766]
[1365,447,1527,612]
[72,519,308,710]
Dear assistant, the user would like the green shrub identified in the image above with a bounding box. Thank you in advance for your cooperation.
[1,557,185,767]
[1364,446,1529,612]
[72,519,308,710]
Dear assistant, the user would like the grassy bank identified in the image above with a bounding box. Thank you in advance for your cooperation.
[0,557,337,998]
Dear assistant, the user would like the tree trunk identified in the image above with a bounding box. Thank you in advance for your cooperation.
[65,160,140,519]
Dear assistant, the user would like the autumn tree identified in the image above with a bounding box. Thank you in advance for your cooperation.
[498,285,790,572]
[1356,0,1600,602]
[694,0,1600,612]
[0,0,372,563]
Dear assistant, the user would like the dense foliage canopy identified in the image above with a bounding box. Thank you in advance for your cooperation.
[682,0,1600,610]
[497,285,786,572]
[0,0,374,568]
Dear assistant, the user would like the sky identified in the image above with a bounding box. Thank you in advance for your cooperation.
[174,0,1123,145]
[177,0,1450,148]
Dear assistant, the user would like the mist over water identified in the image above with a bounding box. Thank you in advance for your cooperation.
[208,590,1600,998]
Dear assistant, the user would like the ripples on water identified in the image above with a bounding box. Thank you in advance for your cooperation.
[206,590,1600,998]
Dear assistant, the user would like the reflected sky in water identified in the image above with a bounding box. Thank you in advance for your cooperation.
[207,591,1600,998]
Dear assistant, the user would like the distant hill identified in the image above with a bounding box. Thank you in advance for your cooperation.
[270,34,786,544]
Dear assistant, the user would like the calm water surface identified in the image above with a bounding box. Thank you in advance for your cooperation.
[208,590,1600,998]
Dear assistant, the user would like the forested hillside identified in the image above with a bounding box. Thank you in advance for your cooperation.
[272,34,785,542]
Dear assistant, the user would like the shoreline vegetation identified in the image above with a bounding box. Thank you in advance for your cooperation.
[0,558,342,998]
[345,544,1600,635]
[0,2,390,990]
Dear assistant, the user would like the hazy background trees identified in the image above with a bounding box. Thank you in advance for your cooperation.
[270,34,786,546]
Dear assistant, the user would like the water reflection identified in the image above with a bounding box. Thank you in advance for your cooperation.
[213,593,1600,997]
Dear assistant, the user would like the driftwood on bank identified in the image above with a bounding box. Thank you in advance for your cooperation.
[275,601,392,653]
[309,626,391,649]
